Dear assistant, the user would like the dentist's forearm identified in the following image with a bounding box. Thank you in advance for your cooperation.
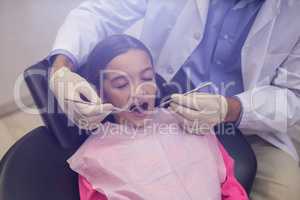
[52,54,75,73]
[224,97,241,123]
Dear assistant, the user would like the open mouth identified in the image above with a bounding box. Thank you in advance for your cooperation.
[129,102,149,113]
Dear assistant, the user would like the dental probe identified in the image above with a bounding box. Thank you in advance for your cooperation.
[158,81,213,107]
[64,99,129,112]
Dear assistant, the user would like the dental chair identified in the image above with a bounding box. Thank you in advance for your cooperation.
[0,59,257,200]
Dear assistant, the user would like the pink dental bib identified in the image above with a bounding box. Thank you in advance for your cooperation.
[68,109,226,200]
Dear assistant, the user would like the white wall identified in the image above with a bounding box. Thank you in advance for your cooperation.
[0,0,84,114]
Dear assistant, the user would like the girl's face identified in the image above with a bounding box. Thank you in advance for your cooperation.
[102,49,157,127]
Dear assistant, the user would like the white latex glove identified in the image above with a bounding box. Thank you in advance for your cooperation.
[49,67,114,130]
[169,93,228,135]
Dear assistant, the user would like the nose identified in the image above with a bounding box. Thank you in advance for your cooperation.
[132,86,146,101]
[130,81,156,105]
[130,81,150,102]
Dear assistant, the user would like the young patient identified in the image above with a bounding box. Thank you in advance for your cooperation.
[67,35,248,200]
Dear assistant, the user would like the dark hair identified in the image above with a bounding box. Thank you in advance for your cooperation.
[84,34,154,90]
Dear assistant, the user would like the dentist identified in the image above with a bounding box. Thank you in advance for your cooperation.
[49,0,300,199]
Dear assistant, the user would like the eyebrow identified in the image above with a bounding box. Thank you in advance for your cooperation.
[140,66,154,75]
[111,75,127,83]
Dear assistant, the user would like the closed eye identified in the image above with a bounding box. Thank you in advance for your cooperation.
[115,82,128,89]
[111,76,129,89]
[141,68,154,81]
[142,77,154,81]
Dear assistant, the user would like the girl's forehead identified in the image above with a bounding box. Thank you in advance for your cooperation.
[105,49,153,73]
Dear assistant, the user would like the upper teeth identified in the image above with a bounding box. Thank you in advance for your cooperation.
[129,103,148,112]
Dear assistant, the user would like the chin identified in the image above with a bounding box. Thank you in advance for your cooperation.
[125,112,153,128]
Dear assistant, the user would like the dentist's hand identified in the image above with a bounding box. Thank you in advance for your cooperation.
[169,93,241,135]
[49,56,114,130]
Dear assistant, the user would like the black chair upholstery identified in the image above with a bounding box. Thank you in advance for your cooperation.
[0,127,79,200]
[0,59,256,200]
[23,60,87,149]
